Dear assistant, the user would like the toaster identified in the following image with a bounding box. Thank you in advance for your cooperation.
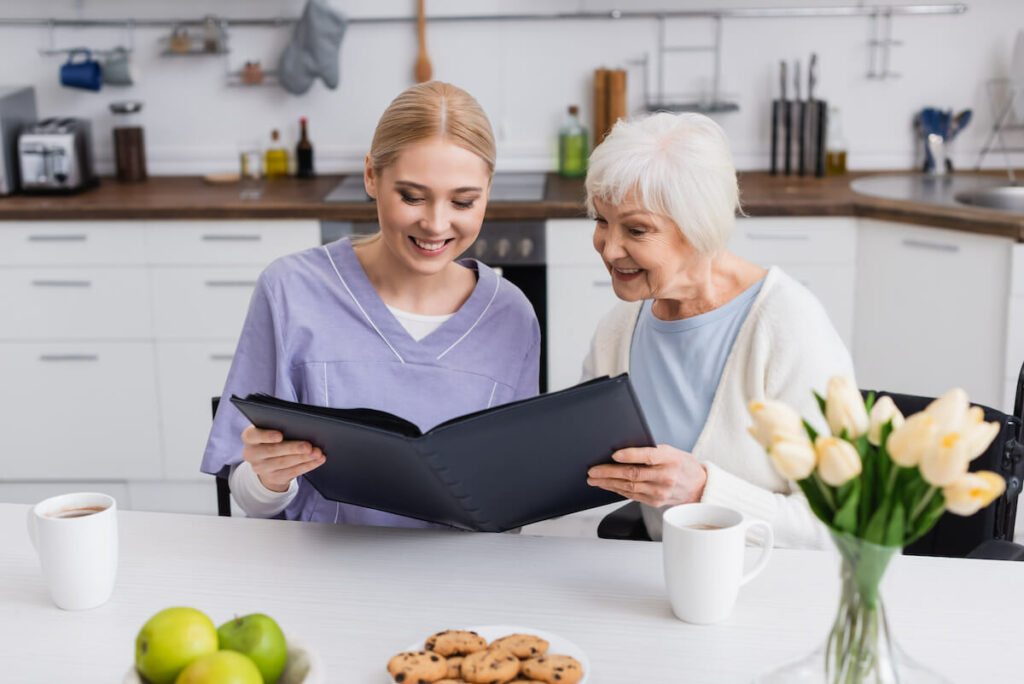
[18,117,98,193]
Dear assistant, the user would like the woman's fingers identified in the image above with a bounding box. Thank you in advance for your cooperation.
[241,424,283,445]
[265,452,326,483]
[588,462,670,484]
[587,476,663,505]
[253,449,323,476]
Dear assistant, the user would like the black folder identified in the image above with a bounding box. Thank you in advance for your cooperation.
[230,374,653,532]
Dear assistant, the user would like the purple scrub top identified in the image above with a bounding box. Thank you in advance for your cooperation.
[201,237,541,526]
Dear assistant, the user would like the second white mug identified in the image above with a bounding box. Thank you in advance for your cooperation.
[26,492,118,610]
[662,503,773,624]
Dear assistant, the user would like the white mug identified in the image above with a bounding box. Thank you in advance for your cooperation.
[662,503,773,624]
[26,492,118,610]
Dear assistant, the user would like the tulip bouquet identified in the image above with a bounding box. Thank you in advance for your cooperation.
[749,377,1006,684]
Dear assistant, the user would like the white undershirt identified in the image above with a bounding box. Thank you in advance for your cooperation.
[229,305,453,517]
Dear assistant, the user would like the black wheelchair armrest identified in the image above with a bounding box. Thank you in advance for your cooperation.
[597,501,653,541]
[965,539,1024,561]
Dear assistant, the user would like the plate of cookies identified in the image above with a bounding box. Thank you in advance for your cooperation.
[387,625,589,684]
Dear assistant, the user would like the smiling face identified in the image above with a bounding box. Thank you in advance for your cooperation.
[592,192,709,303]
[364,137,491,277]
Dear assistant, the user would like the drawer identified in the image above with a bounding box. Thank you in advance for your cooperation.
[730,217,857,266]
[151,267,260,340]
[155,342,237,479]
[126,480,232,515]
[0,267,152,340]
[0,342,161,479]
[146,220,320,265]
[0,221,147,265]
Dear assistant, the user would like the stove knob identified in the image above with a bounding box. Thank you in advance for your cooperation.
[496,238,511,259]
[518,237,534,258]
[473,239,488,258]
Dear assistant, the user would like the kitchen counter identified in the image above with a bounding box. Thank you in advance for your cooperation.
[0,171,1021,241]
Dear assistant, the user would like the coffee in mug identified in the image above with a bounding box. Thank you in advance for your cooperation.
[26,492,118,610]
[662,503,773,624]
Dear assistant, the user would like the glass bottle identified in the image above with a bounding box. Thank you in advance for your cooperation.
[296,118,315,179]
[264,129,289,179]
[558,105,589,178]
[825,106,848,176]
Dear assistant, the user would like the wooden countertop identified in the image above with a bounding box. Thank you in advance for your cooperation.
[1,171,1021,241]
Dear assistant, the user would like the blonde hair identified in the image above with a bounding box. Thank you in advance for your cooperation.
[369,81,496,176]
[585,112,741,255]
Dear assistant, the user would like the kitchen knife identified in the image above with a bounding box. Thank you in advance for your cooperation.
[782,61,791,175]
[806,53,825,177]
[795,59,806,176]
[770,60,784,175]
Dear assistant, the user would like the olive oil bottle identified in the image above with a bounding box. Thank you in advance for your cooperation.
[264,129,289,179]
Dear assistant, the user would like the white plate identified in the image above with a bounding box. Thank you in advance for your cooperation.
[396,625,590,683]
[124,636,322,684]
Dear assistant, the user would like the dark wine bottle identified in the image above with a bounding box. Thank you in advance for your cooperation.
[296,117,315,178]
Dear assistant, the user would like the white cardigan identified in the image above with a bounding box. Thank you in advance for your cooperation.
[582,266,855,548]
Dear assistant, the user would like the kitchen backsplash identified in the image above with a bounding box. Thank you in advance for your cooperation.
[0,0,1020,175]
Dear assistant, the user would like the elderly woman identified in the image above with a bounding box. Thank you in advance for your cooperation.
[582,112,854,548]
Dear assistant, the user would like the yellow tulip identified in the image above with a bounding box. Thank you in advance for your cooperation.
[886,412,937,468]
[961,417,1000,461]
[919,432,971,487]
[867,395,904,447]
[943,471,1007,516]
[768,433,817,481]
[747,399,805,449]
[815,436,862,487]
[825,376,869,439]
[924,388,970,433]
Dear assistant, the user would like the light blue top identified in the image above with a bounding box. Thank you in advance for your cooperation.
[629,278,764,451]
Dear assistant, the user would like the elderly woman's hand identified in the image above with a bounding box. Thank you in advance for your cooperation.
[587,444,707,508]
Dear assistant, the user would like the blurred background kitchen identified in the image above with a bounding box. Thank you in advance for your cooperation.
[0,0,1023,525]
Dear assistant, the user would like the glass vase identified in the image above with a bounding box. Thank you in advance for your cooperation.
[755,532,951,684]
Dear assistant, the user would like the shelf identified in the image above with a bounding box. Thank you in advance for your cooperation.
[226,70,280,87]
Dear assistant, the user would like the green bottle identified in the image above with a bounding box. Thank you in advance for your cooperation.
[558,105,588,178]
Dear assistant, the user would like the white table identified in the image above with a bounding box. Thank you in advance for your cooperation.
[1,503,1020,683]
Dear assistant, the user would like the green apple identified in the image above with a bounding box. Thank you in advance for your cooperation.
[173,651,263,684]
[135,607,219,684]
[217,613,288,684]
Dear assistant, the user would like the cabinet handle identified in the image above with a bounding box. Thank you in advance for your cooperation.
[39,354,99,362]
[32,279,91,287]
[745,233,811,241]
[901,239,959,253]
[209,353,234,362]
[204,280,258,288]
[28,234,87,242]
[592,280,613,287]
[201,234,261,242]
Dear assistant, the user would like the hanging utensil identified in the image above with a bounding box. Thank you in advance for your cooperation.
[414,0,432,83]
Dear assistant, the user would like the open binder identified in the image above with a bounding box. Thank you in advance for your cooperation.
[230,374,653,532]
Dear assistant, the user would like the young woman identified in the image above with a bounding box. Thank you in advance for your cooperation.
[201,82,541,525]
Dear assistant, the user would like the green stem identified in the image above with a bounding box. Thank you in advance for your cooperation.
[814,473,838,512]
[885,465,899,496]
[909,485,939,525]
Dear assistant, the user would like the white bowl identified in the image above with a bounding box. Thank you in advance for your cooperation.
[123,636,322,684]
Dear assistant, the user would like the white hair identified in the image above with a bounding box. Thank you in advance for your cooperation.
[585,111,741,255]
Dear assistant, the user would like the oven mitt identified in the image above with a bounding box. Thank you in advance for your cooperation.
[278,0,348,95]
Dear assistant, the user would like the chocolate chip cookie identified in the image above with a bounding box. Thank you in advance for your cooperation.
[520,654,583,684]
[460,646,521,684]
[387,650,448,683]
[489,634,550,659]
[425,630,488,657]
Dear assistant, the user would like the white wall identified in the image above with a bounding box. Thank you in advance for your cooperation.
[1,0,1022,175]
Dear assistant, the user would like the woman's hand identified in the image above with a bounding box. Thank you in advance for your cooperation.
[587,444,707,508]
[241,425,325,493]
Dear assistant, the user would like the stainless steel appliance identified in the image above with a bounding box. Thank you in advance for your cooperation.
[322,173,550,389]
[18,117,98,193]
[0,86,37,195]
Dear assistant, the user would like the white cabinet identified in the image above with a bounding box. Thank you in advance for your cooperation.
[729,217,857,350]
[0,219,319,512]
[545,219,620,391]
[855,220,1013,409]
